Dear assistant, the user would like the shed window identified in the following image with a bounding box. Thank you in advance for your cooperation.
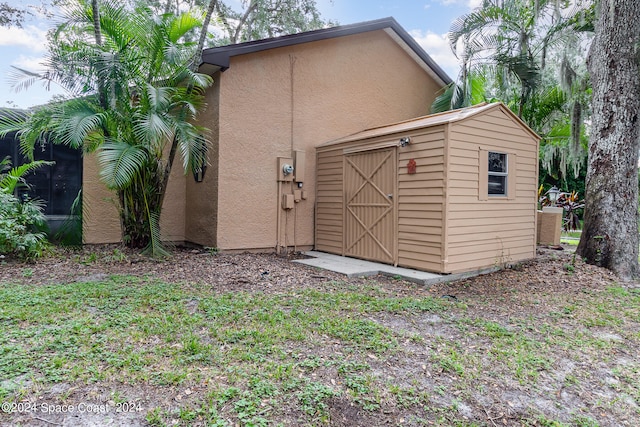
[488,152,507,196]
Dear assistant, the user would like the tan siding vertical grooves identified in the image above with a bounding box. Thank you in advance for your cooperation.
[396,128,445,272]
[441,123,450,272]
[315,147,344,254]
[445,106,538,273]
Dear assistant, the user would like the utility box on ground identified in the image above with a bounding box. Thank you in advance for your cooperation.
[537,207,563,246]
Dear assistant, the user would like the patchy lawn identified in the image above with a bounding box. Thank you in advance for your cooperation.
[0,246,638,427]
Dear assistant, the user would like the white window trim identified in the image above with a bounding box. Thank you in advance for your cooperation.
[488,151,508,197]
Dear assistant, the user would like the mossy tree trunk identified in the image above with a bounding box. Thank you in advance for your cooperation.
[576,0,640,279]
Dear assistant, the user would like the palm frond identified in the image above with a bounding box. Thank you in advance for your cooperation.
[178,69,213,91]
[146,84,173,112]
[97,1,137,51]
[449,5,505,53]
[133,112,173,151]
[431,83,457,114]
[54,100,105,148]
[98,141,149,189]
[174,123,209,173]
[141,208,170,258]
[7,66,45,94]
[168,12,202,43]
[0,108,27,138]
[0,159,53,194]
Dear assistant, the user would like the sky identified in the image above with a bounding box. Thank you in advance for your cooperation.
[0,0,481,109]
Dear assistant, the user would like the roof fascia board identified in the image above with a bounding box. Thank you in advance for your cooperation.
[382,28,449,87]
[200,17,452,85]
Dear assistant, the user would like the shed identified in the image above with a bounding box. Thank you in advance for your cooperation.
[315,102,540,274]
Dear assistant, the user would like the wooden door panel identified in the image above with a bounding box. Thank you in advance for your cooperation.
[344,148,396,264]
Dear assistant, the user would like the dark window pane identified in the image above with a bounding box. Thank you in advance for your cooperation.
[488,175,506,195]
[24,142,52,213]
[25,165,52,209]
[0,136,14,161]
[19,142,82,215]
[488,152,507,173]
[50,145,82,215]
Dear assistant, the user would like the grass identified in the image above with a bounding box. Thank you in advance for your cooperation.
[0,270,638,426]
[561,230,582,239]
[560,230,581,245]
[0,277,450,425]
[560,238,579,246]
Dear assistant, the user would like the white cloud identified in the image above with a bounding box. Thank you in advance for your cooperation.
[12,55,47,72]
[410,29,460,79]
[436,0,481,8]
[0,25,48,52]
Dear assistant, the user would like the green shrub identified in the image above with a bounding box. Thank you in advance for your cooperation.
[0,192,48,260]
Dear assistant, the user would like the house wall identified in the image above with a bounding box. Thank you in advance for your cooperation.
[83,153,121,244]
[444,106,539,273]
[185,74,221,246]
[159,158,187,243]
[82,145,187,245]
[211,29,442,250]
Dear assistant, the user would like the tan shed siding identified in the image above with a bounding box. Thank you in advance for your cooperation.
[396,128,445,271]
[315,147,344,254]
[444,106,538,273]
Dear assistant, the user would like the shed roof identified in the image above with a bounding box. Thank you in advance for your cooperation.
[319,102,540,147]
[200,17,452,86]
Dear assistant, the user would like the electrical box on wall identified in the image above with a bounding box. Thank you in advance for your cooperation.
[277,157,294,182]
[282,194,294,210]
[293,150,306,183]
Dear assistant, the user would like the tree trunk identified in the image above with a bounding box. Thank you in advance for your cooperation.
[91,0,102,46]
[232,0,257,44]
[576,0,640,279]
[157,0,217,213]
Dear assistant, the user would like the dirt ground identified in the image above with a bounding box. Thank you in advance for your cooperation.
[1,244,639,426]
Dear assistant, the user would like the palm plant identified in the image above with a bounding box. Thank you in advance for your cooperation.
[0,156,53,195]
[431,71,492,113]
[0,156,50,259]
[1,0,212,256]
[440,0,593,179]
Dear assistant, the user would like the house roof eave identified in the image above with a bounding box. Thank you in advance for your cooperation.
[199,17,452,86]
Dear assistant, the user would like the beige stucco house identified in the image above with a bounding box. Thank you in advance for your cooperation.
[83,17,452,252]
[316,102,540,274]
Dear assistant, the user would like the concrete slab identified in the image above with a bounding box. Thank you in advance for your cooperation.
[293,251,499,286]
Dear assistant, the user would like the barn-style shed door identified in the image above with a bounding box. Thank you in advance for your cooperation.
[344,148,397,265]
